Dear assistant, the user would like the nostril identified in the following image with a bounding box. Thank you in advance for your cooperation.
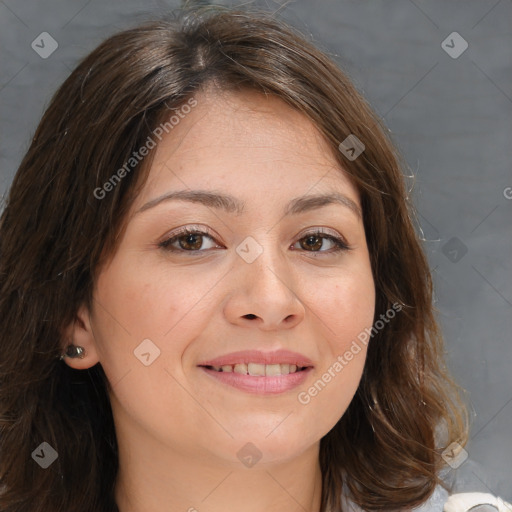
[244,314,257,319]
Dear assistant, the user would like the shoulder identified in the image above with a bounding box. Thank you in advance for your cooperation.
[342,487,512,512]
[443,493,512,512]
[413,487,512,512]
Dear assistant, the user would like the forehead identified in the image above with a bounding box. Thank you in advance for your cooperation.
[157,88,335,163]
[134,87,359,210]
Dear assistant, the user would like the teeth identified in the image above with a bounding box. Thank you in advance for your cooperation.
[209,363,303,376]
[248,363,266,376]
[233,363,247,374]
[265,364,281,376]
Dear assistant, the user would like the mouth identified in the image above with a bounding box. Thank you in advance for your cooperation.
[200,363,310,376]
[197,349,314,395]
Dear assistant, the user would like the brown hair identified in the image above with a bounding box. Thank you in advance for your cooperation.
[0,4,468,512]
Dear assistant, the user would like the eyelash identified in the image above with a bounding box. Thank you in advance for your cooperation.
[157,226,353,256]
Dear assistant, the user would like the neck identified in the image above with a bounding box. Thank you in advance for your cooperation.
[113,422,324,512]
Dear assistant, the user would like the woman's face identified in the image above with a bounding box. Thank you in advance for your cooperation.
[74,88,375,467]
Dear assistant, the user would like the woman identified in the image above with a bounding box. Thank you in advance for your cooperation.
[0,4,508,512]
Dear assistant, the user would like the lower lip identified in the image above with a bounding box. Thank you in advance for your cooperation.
[199,366,313,395]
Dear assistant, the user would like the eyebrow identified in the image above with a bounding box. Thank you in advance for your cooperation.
[135,189,362,220]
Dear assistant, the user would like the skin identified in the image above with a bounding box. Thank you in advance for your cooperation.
[63,86,376,512]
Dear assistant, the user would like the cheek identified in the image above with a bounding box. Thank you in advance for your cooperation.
[310,265,376,352]
[91,263,214,445]
[295,350,366,445]
[92,258,221,374]
[297,266,374,423]
[97,256,191,335]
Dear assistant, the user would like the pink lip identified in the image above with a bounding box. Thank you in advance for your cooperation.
[197,350,314,396]
[200,366,313,395]
[197,349,314,368]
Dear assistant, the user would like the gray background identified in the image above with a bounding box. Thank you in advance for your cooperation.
[1,0,511,501]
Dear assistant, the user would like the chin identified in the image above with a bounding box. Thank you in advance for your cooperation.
[225,431,317,467]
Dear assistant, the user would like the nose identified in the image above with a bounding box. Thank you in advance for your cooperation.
[223,242,306,331]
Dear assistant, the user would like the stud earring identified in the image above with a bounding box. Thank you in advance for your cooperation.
[59,344,86,360]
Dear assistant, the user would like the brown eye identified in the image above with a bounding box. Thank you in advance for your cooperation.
[177,233,203,251]
[293,231,351,253]
[300,235,323,251]
[158,228,220,253]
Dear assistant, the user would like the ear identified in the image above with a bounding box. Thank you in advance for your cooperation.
[60,303,100,369]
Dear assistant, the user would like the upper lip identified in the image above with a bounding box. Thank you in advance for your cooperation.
[198,349,314,368]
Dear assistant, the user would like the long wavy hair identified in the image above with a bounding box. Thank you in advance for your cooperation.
[0,4,468,512]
